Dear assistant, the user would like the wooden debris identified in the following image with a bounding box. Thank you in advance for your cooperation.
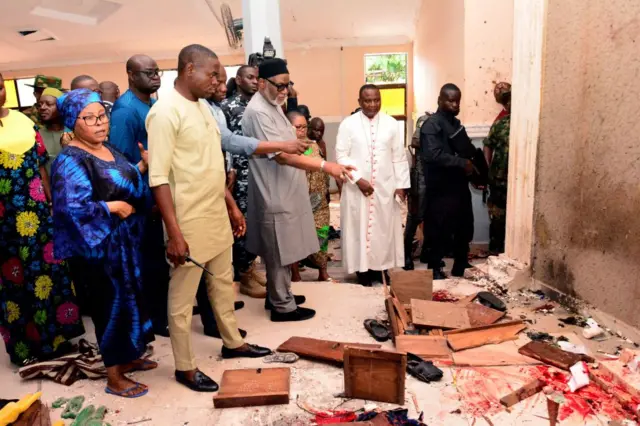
[517,341,594,370]
[533,302,556,312]
[590,362,640,415]
[391,296,410,330]
[385,297,401,339]
[455,293,478,306]
[344,347,406,404]
[499,378,545,407]
[452,340,541,367]
[547,398,559,426]
[466,303,506,327]
[445,320,526,351]
[410,299,470,330]
[395,335,452,360]
[277,337,381,364]
[389,270,433,304]
[429,329,444,336]
[213,368,290,408]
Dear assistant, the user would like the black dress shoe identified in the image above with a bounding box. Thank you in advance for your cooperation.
[432,269,447,280]
[264,295,306,310]
[451,261,470,277]
[175,369,218,392]
[403,258,415,271]
[221,343,272,359]
[356,272,372,287]
[204,327,247,339]
[451,266,465,277]
[153,325,170,337]
[271,307,316,322]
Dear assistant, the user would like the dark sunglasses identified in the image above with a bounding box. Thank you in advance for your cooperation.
[135,69,163,79]
[266,78,289,92]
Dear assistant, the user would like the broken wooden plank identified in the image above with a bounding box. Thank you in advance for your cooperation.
[213,368,290,408]
[452,340,541,367]
[466,303,506,327]
[395,335,451,360]
[517,341,594,370]
[385,297,401,339]
[455,293,478,306]
[391,296,410,330]
[277,337,381,364]
[499,378,545,407]
[344,347,406,404]
[590,362,640,416]
[429,329,444,336]
[389,269,433,304]
[445,320,526,351]
[410,299,470,330]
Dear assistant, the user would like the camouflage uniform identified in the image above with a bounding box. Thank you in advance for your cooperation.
[483,114,510,253]
[404,113,431,268]
[220,92,257,275]
[24,75,64,128]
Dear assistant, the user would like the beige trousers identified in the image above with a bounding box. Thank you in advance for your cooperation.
[168,247,244,371]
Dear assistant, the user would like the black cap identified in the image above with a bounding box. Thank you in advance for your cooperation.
[258,58,289,79]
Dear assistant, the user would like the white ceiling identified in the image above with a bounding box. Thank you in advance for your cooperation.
[0,0,421,71]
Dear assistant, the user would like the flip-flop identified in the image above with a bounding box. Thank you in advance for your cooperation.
[105,383,148,399]
[263,352,299,364]
[364,319,391,342]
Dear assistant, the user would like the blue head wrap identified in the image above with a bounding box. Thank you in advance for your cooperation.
[57,89,103,130]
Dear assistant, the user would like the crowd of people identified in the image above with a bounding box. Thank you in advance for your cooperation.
[0,42,511,398]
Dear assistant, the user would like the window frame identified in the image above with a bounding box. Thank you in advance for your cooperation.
[364,52,408,85]
[4,77,38,109]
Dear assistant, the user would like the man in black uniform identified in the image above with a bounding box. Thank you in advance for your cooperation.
[421,84,475,279]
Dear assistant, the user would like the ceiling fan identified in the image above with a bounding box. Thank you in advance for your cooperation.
[205,0,243,49]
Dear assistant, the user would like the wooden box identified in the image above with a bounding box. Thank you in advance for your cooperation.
[213,368,290,408]
[343,347,406,404]
[389,270,433,304]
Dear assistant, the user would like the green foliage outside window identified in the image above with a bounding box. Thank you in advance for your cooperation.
[365,53,407,84]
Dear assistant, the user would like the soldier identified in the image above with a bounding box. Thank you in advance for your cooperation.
[24,74,64,128]
[404,112,431,270]
[483,84,511,254]
[220,65,267,298]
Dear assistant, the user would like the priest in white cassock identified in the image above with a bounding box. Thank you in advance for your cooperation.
[336,84,411,286]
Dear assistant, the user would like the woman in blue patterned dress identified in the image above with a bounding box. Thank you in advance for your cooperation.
[0,73,84,366]
[51,89,155,398]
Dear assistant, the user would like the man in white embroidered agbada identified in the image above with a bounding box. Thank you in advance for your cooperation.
[336,84,411,286]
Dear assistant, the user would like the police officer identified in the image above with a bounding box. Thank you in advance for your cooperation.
[421,84,475,279]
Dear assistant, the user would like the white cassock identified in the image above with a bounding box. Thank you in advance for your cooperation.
[336,111,410,274]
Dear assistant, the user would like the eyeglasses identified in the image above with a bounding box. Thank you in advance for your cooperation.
[266,78,289,92]
[136,69,163,78]
[78,113,109,126]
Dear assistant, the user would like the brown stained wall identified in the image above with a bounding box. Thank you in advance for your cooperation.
[533,0,640,327]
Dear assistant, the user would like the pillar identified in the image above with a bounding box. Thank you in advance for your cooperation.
[242,0,284,61]
[504,0,547,264]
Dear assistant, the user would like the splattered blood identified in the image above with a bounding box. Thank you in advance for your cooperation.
[432,290,459,302]
[531,365,638,421]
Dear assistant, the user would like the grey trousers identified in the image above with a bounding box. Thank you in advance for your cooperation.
[263,252,297,313]
[258,219,297,313]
